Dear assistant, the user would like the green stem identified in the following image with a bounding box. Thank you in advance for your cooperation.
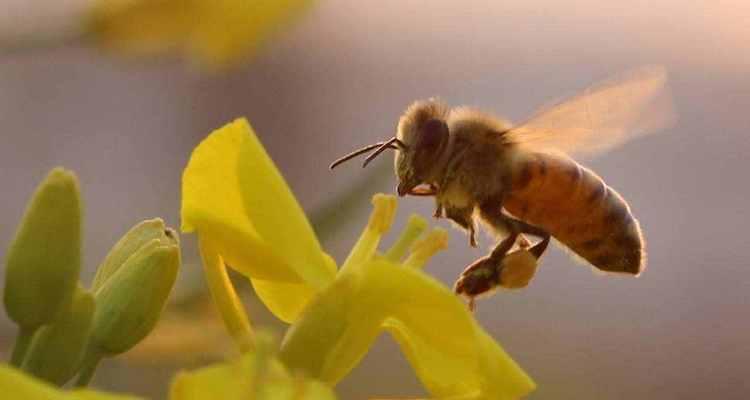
[10,326,36,366]
[74,349,102,387]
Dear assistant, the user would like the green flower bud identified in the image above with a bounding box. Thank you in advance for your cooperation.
[4,168,81,330]
[21,285,95,385]
[91,218,177,292]
[90,233,180,355]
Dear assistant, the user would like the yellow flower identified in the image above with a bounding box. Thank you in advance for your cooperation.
[181,118,535,398]
[0,364,142,400]
[182,118,335,351]
[170,333,335,400]
[86,0,313,68]
[0,334,333,400]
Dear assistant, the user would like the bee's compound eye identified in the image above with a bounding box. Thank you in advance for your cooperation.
[419,118,449,150]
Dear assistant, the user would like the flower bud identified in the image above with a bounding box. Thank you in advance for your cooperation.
[21,285,95,385]
[4,168,81,330]
[92,218,177,292]
[90,235,180,355]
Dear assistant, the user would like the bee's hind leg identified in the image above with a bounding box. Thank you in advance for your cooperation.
[479,202,551,259]
[453,203,550,309]
[453,229,518,303]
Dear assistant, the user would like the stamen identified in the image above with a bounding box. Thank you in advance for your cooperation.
[403,228,449,270]
[341,194,397,271]
[198,237,254,353]
[384,214,428,262]
[368,194,397,234]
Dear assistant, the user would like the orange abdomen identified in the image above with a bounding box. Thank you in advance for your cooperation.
[503,152,644,274]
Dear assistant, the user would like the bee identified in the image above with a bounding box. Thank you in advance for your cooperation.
[330,66,674,308]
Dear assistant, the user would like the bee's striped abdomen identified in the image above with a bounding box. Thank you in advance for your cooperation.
[503,152,645,275]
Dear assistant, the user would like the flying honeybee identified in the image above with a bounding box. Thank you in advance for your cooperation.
[330,66,675,307]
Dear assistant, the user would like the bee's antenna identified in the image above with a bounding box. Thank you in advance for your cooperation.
[362,137,402,168]
[330,141,389,170]
[330,138,408,170]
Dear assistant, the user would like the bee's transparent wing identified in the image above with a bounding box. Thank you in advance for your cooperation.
[505,65,676,158]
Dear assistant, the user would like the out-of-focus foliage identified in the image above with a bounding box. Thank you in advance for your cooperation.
[86,0,314,68]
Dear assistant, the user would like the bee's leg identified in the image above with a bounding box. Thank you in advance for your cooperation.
[454,231,550,307]
[527,233,551,259]
[479,202,550,258]
[453,203,550,306]
[433,200,444,218]
[444,205,477,248]
[453,231,518,303]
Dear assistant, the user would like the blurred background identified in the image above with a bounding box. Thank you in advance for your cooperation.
[1,0,749,398]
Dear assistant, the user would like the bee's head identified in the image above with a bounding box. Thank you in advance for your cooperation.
[394,99,450,195]
[329,98,450,196]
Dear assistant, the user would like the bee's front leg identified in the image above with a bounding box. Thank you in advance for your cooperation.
[433,201,444,218]
[403,184,444,218]
[444,205,477,248]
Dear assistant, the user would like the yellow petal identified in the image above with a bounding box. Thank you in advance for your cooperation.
[250,253,338,323]
[280,259,534,399]
[182,118,307,283]
[183,118,334,324]
[279,271,379,382]
[249,279,316,324]
[0,364,142,400]
[0,364,63,400]
[236,118,334,289]
[68,390,143,400]
[192,216,299,282]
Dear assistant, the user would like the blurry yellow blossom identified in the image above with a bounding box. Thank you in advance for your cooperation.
[2,337,334,400]
[87,0,314,68]
[181,118,536,398]
[170,333,335,400]
[0,364,142,400]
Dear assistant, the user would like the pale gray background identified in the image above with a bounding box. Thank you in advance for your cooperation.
[1,0,749,399]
